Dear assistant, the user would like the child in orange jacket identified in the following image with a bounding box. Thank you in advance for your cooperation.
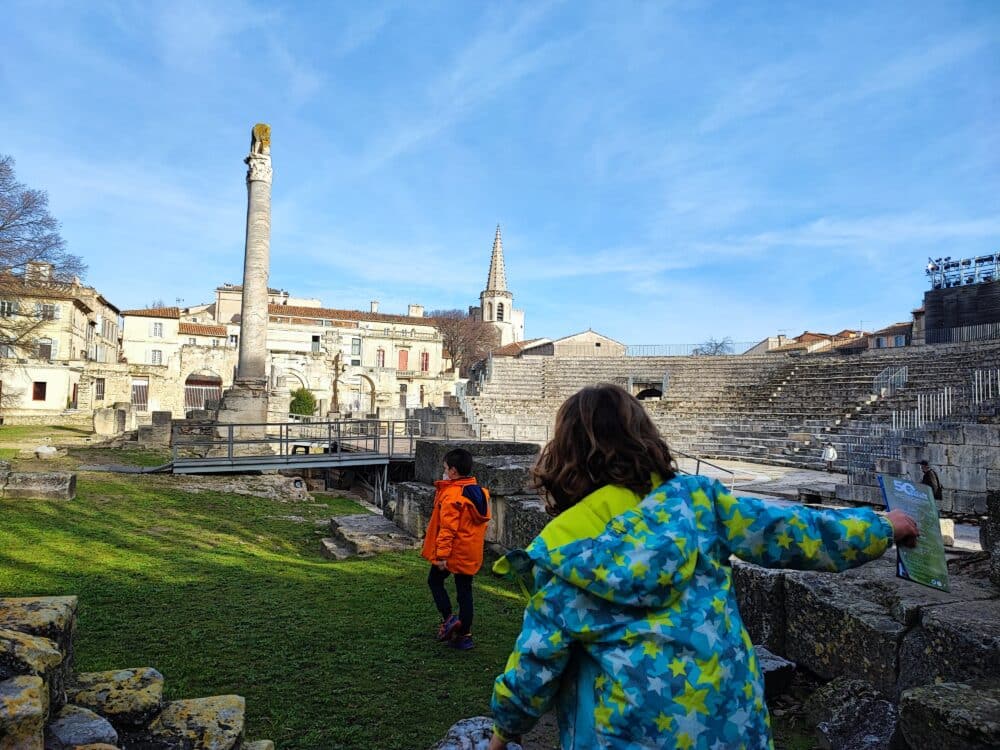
[422,448,492,650]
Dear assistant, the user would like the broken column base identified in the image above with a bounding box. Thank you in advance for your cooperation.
[210,380,270,457]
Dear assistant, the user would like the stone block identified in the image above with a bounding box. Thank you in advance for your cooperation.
[803,677,900,750]
[963,424,1000,447]
[947,444,1000,470]
[414,440,538,486]
[92,408,121,437]
[0,596,76,710]
[842,556,997,625]
[0,628,62,684]
[754,646,794,699]
[2,472,76,501]
[383,482,436,539]
[939,518,955,546]
[833,483,883,507]
[491,495,549,550]
[988,471,1000,493]
[142,695,245,750]
[732,561,786,654]
[938,466,988,493]
[898,599,1000,693]
[783,571,906,696]
[899,680,1000,750]
[0,676,46,750]
[471,455,535,496]
[67,667,164,729]
[950,490,988,516]
[327,514,420,557]
[243,743,275,750]
[45,704,118,749]
[875,458,903,475]
[926,428,963,445]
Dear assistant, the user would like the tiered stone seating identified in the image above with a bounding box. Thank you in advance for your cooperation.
[0,596,273,750]
[467,342,1000,469]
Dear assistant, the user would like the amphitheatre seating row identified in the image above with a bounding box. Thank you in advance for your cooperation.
[468,342,1000,469]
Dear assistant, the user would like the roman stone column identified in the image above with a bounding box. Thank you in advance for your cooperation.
[237,123,272,384]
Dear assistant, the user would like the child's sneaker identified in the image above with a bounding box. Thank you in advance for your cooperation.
[436,614,461,641]
[448,634,475,650]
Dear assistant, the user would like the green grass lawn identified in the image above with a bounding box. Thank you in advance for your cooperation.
[0,473,526,750]
[0,424,92,442]
[1,466,816,749]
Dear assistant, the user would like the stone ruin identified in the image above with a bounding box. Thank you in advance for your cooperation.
[382,440,1000,750]
[0,596,274,750]
[0,460,75,501]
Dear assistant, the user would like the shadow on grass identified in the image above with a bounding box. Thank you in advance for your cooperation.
[0,473,525,750]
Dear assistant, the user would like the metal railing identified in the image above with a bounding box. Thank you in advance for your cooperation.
[672,448,736,490]
[972,367,1000,404]
[872,365,908,397]
[891,387,956,431]
[926,321,1000,344]
[172,419,420,461]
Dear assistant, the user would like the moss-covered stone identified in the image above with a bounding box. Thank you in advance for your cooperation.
[0,596,77,710]
[67,667,164,729]
[143,695,244,749]
[784,571,906,696]
[0,627,62,684]
[243,742,275,750]
[897,598,1000,693]
[0,675,46,750]
[900,680,1000,750]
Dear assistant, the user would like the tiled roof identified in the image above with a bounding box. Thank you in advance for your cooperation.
[872,322,912,336]
[179,322,227,337]
[122,306,181,319]
[268,304,431,326]
[493,338,546,357]
[795,332,831,343]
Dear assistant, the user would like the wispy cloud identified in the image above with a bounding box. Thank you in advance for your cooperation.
[354,2,572,174]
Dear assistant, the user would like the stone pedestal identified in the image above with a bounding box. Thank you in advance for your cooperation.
[214,382,269,449]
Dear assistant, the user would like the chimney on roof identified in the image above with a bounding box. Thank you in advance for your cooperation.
[26,262,53,282]
[408,304,424,318]
[370,300,380,313]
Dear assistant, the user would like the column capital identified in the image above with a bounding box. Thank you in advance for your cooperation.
[245,153,273,184]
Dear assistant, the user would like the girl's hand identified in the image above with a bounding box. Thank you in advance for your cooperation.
[488,732,508,750]
[886,509,919,547]
[434,559,449,571]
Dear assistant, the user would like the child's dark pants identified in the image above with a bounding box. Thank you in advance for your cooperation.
[428,566,473,635]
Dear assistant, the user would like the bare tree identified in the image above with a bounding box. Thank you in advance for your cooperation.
[148,298,166,309]
[692,336,735,356]
[427,309,500,376]
[0,154,86,411]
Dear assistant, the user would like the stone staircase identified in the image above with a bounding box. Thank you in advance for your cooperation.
[409,403,477,440]
[0,596,274,749]
[468,342,1000,469]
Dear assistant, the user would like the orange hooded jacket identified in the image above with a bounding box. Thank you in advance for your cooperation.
[421,476,492,575]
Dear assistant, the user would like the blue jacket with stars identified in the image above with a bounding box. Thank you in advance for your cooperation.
[491,474,894,749]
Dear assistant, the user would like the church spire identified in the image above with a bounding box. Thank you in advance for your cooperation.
[485,224,507,291]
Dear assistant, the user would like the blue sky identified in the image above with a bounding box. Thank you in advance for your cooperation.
[2,1,997,345]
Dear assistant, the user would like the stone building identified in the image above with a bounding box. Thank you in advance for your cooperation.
[0,262,121,424]
[469,226,525,347]
[110,286,456,421]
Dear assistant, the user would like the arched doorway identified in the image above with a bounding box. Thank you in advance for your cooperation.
[185,372,223,410]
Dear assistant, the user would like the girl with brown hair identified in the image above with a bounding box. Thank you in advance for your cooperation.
[489,384,916,749]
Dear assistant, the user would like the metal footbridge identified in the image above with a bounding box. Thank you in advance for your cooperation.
[170,419,418,474]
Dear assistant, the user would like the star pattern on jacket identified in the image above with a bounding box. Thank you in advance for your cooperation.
[492,475,894,749]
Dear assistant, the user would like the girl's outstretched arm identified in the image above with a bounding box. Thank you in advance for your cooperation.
[707,479,909,571]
